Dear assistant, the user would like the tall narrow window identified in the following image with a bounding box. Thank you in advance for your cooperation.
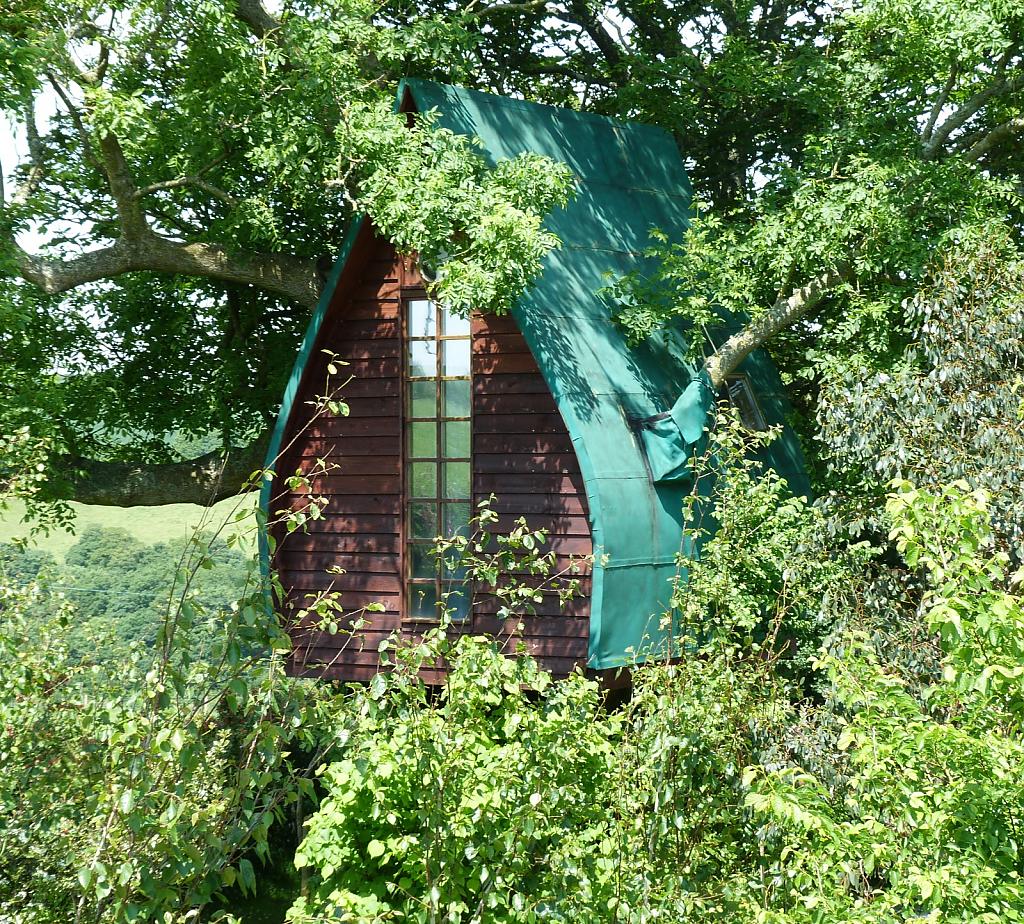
[404,298,472,621]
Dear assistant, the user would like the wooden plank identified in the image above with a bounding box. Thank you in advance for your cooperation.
[468,531,592,556]
[278,532,400,554]
[281,584,401,609]
[474,374,551,395]
[323,495,401,515]
[320,357,400,379]
[481,491,588,516]
[474,453,579,474]
[510,636,588,658]
[290,611,401,633]
[329,318,399,341]
[304,417,400,437]
[345,299,400,320]
[473,593,590,617]
[277,551,400,573]
[297,436,401,457]
[473,615,589,638]
[336,397,401,418]
[483,571,593,593]
[504,557,593,578]
[350,279,400,302]
[284,570,401,593]
[287,515,400,535]
[332,377,400,398]
[282,591,398,617]
[476,472,585,494]
[275,494,400,516]
[306,474,401,495]
[474,393,559,415]
[292,624,403,647]
[366,257,398,277]
[472,333,535,356]
[275,490,399,512]
[486,513,592,537]
[285,456,400,476]
[474,353,540,375]
[471,314,520,335]
[330,340,401,360]
[474,433,575,454]
[475,413,568,434]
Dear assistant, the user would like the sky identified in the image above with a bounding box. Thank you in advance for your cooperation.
[2,91,59,253]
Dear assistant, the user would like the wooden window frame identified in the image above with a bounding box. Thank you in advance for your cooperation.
[724,373,768,432]
[400,291,474,624]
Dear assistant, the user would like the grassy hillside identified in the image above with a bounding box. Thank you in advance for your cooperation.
[0,494,259,561]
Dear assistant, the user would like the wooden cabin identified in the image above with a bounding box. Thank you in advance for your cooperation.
[260,81,810,682]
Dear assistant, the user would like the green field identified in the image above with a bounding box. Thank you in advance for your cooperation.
[0,494,259,560]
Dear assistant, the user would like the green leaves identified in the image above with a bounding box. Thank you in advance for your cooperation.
[291,638,618,924]
[0,505,333,922]
[344,103,573,316]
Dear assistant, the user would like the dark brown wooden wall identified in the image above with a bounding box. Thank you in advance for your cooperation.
[270,226,592,681]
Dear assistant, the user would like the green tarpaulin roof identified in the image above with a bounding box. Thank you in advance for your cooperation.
[401,80,809,669]
[262,80,811,671]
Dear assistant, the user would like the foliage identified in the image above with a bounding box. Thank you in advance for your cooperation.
[3,0,1021,505]
[818,232,1024,546]
[738,481,1024,922]
[287,419,1024,923]
[345,105,574,316]
[598,0,1023,479]
[676,412,869,675]
[0,502,335,924]
[0,0,571,487]
[0,524,251,659]
[290,641,619,923]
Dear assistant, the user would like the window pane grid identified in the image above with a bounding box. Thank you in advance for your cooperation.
[404,298,472,623]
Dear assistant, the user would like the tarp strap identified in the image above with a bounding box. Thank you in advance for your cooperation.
[634,371,716,483]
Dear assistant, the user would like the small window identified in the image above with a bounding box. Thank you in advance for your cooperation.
[404,298,472,622]
[724,374,767,431]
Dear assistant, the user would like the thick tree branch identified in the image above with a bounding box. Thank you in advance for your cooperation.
[65,432,271,506]
[46,76,101,172]
[469,0,549,17]
[75,38,110,85]
[704,268,848,388]
[1,100,47,209]
[143,235,321,305]
[135,175,240,208]
[11,233,321,306]
[921,60,959,144]
[234,0,282,39]
[97,133,150,237]
[14,98,48,206]
[14,242,134,292]
[923,69,1024,159]
[7,82,319,305]
[964,117,1024,161]
[566,0,624,70]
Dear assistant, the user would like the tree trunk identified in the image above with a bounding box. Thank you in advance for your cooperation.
[704,268,847,388]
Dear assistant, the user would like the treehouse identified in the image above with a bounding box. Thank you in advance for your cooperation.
[260,80,810,682]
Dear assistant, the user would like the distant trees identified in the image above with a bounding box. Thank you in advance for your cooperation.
[0,526,251,658]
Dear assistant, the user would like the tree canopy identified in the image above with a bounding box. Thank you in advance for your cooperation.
[1,0,1022,508]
